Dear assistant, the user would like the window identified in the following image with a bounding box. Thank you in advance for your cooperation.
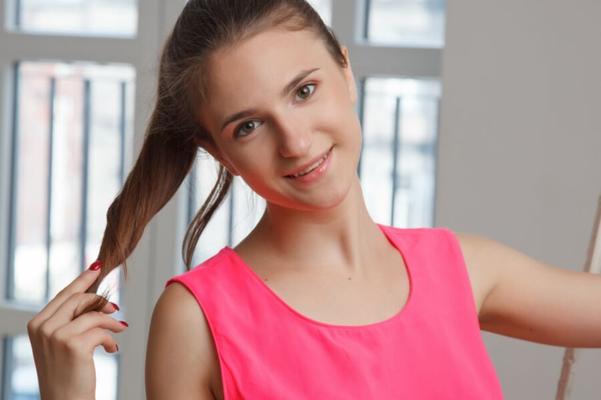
[360,77,440,227]
[2,60,134,400]
[12,0,139,37]
[366,0,446,47]
[1,1,142,398]
[185,157,266,268]
[9,62,134,305]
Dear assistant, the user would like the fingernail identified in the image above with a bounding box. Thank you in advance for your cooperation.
[110,302,120,311]
[119,320,129,327]
[115,344,119,352]
[88,260,102,271]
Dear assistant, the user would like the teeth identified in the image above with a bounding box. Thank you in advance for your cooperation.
[290,152,328,178]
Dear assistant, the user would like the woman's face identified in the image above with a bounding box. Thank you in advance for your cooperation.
[196,26,362,211]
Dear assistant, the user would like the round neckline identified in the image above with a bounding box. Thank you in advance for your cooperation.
[223,223,415,330]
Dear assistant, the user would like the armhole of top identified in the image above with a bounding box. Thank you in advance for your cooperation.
[164,277,230,400]
[438,227,482,324]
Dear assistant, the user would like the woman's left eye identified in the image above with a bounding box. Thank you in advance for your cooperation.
[234,120,263,138]
[295,83,317,101]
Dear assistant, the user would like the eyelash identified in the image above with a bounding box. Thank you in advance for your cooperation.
[233,82,318,139]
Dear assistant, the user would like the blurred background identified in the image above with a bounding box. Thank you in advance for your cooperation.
[0,0,599,399]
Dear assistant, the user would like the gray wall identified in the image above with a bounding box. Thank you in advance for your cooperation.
[437,1,601,398]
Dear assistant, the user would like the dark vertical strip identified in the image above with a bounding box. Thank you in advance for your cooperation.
[227,180,235,247]
[45,77,56,301]
[6,63,20,301]
[2,66,22,400]
[117,81,128,324]
[187,162,197,225]
[184,163,197,266]
[80,80,91,272]
[432,96,442,227]
[390,96,402,227]
[362,0,372,40]
[14,0,22,29]
[357,77,367,179]
[114,350,122,400]
[1,337,14,400]
[119,81,127,185]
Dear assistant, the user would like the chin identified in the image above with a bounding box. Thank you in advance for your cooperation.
[274,174,355,212]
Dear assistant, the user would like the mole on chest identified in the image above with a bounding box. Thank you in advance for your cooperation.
[256,262,410,326]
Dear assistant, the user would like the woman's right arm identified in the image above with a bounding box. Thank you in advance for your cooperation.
[146,282,218,400]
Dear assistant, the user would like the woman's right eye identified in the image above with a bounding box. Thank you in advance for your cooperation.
[234,120,263,138]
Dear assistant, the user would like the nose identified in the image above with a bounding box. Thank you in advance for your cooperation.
[274,111,312,158]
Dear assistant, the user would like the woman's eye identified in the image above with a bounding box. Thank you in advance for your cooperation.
[232,84,316,139]
[234,120,262,138]
[296,83,316,101]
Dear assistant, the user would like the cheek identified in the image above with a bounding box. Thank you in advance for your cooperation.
[313,93,348,129]
[321,93,361,141]
[231,149,276,180]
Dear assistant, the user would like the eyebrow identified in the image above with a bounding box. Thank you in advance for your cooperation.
[220,67,320,132]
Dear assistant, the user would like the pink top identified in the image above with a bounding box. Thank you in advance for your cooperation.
[165,224,504,399]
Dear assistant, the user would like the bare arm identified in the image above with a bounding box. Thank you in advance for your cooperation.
[145,282,218,399]
[457,232,601,348]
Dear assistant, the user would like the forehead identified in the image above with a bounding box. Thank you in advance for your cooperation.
[199,27,333,128]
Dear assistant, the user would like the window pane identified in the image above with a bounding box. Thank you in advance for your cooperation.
[3,334,119,400]
[307,0,332,26]
[187,157,230,267]
[184,155,265,269]
[367,0,446,48]
[15,0,138,37]
[360,77,441,227]
[9,61,135,306]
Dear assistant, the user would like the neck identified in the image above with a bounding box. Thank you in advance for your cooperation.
[243,174,388,276]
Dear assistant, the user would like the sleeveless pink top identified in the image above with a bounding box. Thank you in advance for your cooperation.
[165,224,504,399]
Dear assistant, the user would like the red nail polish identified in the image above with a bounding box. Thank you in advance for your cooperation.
[110,302,120,311]
[119,320,129,327]
[88,260,102,271]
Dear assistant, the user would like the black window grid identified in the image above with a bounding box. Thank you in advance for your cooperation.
[5,62,130,303]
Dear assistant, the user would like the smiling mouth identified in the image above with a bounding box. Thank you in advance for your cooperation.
[285,146,333,178]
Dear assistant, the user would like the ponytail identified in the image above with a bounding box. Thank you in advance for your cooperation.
[82,102,198,310]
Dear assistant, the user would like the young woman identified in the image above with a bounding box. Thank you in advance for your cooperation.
[27,1,601,399]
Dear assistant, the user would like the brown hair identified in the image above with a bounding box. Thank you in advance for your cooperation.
[82,0,348,312]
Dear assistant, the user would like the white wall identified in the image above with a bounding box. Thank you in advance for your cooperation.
[437,1,601,398]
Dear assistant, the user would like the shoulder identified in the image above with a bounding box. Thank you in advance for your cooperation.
[449,230,500,321]
[401,226,498,318]
[145,281,218,399]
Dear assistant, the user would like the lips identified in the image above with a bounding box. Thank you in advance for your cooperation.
[283,145,334,177]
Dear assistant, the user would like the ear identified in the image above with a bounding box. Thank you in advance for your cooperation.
[194,136,240,176]
[340,46,357,105]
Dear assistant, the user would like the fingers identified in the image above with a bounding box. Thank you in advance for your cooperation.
[53,312,127,343]
[75,327,121,354]
[31,302,127,360]
[29,264,103,328]
[36,292,118,338]
[59,326,121,357]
